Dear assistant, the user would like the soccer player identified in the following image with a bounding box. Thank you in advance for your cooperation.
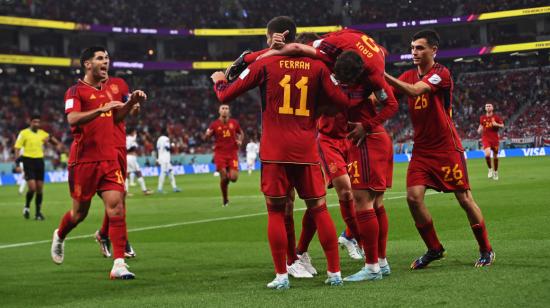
[212,16,363,289]
[477,103,504,180]
[126,128,153,194]
[51,46,146,279]
[266,29,398,281]
[245,136,259,175]
[14,114,62,220]
[15,154,27,195]
[156,129,181,193]
[384,30,495,268]
[205,104,243,206]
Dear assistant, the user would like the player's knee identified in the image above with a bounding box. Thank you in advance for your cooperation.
[406,193,423,207]
[337,189,353,201]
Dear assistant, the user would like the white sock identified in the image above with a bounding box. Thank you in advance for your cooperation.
[365,263,381,272]
[327,271,341,278]
[114,258,125,266]
[169,172,177,189]
[129,173,136,185]
[276,273,288,280]
[158,172,166,190]
[378,258,388,267]
[138,177,147,191]
[124,179,129,192]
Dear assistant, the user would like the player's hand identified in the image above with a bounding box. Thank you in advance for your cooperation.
[491,120,498,127]
[236,140,242,146]
[100,101,125,112]
[129,90,147,105]
[211,71,227,84]
[347,122,366,146]
[130,103,140,115]
[270,30,289,49]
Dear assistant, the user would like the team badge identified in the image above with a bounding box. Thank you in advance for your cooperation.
[329,162,338,174]
[110,84,119,94]
[229,123,234,129]
[89,94,96,100]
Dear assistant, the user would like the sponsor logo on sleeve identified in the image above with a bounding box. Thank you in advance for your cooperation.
[65,98,74,110]
[428,74,442,85]
[239,68,250,80]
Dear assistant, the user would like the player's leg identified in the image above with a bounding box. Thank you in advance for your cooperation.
[407,185,445,269]
[129,172,136,186]
[333,174,363,260]
[218,167,230,207]
[484,147,493,178]
[23,179,36,219]
[265,196,291,289]
[101,190,134,279]
[34,180,45,220]
[344,189,383,282]
[18,172,27,195]
[167,163,180,192]
[157,162,166,192]
[135,171,151,194]
[51,199,92,264]
[491,146,499,180]
[374,193,390,275]
[283,193,313,278]
[95,210,112,258]
[247,157,254,175]
[454,190,494,267]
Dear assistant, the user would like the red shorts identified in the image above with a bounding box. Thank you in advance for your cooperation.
[261,162,326,200]
[407,150,470,192]
[318,135,351,184]
[68,160,125,202]
[348,132,393,191]
[482,139,499,152]
[116,146,127,179]
[214,152,239,171]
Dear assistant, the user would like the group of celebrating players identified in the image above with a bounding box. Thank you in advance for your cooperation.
[8,14,498,285]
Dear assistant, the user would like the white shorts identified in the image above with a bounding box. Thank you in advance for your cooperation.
[127,154,141,173]
[159,160,173,174]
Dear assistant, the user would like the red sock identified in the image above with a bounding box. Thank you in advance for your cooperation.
[297,208,317,254]
[284,213,298,265]
[108,216,127,259]
[267,202,287,274]
[99,210,109,237]
[485,156,492,169]
[339,199,360,241]
[57,211,78,240]
[415,220,443,251]
[220,178,229,204]
[356,209,379,264]
[344,227,353,238]
[493,157,499,171]
[310,203,340,273]
[471,221,492,252]
[375,205,389,259]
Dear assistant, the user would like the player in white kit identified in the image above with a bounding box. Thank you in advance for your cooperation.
[126,129,152,195]
[156,129,181,193]
[245,137,259,175]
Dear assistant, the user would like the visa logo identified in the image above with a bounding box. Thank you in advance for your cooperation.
[522,148,546,156]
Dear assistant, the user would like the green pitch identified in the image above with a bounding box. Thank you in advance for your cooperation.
[0,157,549,307]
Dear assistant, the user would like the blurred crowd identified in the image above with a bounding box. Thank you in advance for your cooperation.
[2,0,546,28]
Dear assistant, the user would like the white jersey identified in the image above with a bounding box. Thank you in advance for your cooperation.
[156,135,171,163]
[246,142,259,159]
[126,135,138,151]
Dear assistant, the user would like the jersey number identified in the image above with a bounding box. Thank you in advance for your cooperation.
[441,164,463,182]
[99,103,112,117]
[414,94,428,110]
[223,129,231,137]
[356,35,381,58]
[278,75,310,117]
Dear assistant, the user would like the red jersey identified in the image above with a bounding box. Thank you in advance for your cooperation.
[64,78,126,164]
[480,114,503,144]
[398,63,463,152]
[214,55,356,164]
[106,78,130,149]
[208,118,242,155]
[313,29,398,132]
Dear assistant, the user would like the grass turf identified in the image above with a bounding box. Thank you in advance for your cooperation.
[0,156,549,307]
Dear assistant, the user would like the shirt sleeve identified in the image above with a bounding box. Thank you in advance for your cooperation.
[64,86,81,114]
[422,67,451,93]
[14,131,25,149]
[312,36,341,65]
[213,60,265,103]
[119,79,130,102]
[496,115,504,124]
[243,49,269,64]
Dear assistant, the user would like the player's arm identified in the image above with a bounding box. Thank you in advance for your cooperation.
[477,124,484,135]
[13,132,24,158]
[211,62,264,103]
[235,126,244,146]
[115,90,146,122]
[203,128,214,140]
[384,72,431,97]
[492,116,504,128]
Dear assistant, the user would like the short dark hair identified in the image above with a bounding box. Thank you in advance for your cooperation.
[334,50,364,84]
[30,113,41,121]
[80,46,108,69]
[412,30,440,47]
[267,16,296,43]
[295,32,321,44]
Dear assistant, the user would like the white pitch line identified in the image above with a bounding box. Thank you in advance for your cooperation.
[0,192,438,250]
